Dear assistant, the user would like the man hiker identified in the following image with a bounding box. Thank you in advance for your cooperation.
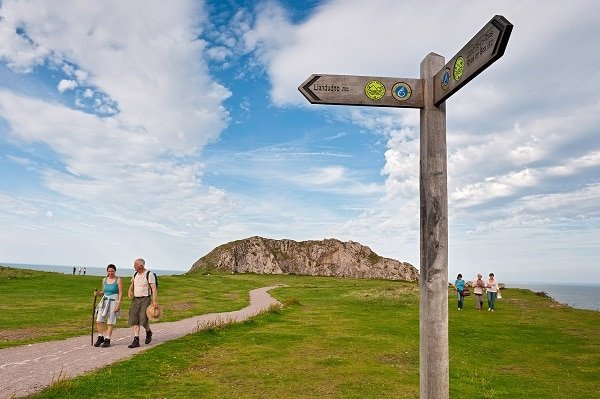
[127,258,158,348]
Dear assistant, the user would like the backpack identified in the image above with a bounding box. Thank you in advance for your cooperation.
[133,270,158,296]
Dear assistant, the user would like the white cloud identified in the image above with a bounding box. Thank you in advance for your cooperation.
[74,69,87,83]
[0,0,237,256]
[519,184,600,218]
[451,169,538,207]
[0,192,41,217]
[0,0,230,154]
[522,183,600,219]
[62,64,75,76]
[450,149,600,209]
[57,79,77,93]
[324,132,347,141]
[206,46,233,62]
[310,166,345,184]
[293,166,383,195]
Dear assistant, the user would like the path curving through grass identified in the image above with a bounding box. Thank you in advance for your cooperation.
[0,286,281,399]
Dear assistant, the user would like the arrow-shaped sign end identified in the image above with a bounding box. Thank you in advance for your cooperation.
[490,15,513,59]
[299,74,322,103]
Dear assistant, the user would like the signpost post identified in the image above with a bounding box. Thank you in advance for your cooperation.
[299,15,512,399]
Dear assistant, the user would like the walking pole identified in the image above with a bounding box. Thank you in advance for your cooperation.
[91,289,98,346]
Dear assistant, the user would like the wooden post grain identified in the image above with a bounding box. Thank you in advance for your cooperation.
[419,52,449,399]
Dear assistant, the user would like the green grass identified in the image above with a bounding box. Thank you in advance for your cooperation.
[0,266,263,348]
[2,266,599,398]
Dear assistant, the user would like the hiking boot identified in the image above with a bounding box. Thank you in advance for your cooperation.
[100,339,111,348]
[128,337,140,348]
[93,336,104,347]
[145,330,153,344]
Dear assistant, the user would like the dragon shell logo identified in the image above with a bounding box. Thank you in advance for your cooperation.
[392,82,411,101]
[441,68,451,90]
[365,80,385,100]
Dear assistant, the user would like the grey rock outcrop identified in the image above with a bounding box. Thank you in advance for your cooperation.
[189,236,419,282]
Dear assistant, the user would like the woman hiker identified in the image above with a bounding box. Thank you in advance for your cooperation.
[473,273,485,310]
[455,273,466,311]
[93,264,123,347]
[486,272,499,311]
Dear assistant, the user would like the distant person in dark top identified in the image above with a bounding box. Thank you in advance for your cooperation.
[455,273,465,311]
[72,267,76,275]
[93,264,123,347]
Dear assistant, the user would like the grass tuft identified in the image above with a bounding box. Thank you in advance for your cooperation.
[195,316,232,333]
[281,297,302,307]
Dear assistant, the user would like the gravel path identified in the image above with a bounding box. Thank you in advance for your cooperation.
[0,286,281,398]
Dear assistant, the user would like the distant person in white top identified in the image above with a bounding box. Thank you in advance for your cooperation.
[127,258,158,348]
[486,273,499,311]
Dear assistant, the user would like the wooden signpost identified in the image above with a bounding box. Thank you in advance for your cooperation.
[299,74,424,108]
[433,15,513,105]
[299,15,512,399]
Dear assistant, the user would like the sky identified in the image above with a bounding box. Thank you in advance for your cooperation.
[0,0,598,284]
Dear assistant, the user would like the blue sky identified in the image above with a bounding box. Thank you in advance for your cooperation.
[0,0,598,284]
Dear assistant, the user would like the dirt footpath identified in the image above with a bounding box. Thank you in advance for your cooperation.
[0,286,280,398]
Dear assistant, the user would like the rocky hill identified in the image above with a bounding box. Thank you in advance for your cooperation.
[189,236,419,282]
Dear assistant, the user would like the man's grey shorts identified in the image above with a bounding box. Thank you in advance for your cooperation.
[129,296,151,328]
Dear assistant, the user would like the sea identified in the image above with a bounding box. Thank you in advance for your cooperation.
[2,263,599,312]
[506,282,600,312]
[1,262,187,277]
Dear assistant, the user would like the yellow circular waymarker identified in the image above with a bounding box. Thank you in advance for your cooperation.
[453,56,465,81]
[365,80,385,100]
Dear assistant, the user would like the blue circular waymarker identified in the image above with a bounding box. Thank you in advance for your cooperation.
[441,68,450,89]
[392,82,411,101]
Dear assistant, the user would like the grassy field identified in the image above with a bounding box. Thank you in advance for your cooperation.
[1,266,599,398]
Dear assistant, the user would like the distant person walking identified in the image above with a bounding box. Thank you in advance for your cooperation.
[72,267,76,275]
[486,273,499,311]
[474,273,485,310]
[83,267,86,275]
[78,267,82,275]
[455,274,466,310]
[127,258,158,348]
[93,264,123,347]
